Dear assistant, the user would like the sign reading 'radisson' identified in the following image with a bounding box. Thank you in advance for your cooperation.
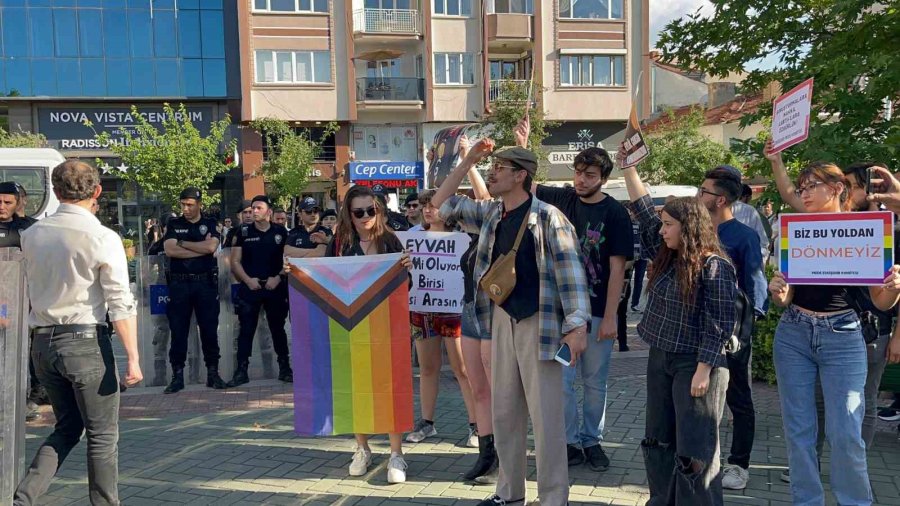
[37,105,215,151]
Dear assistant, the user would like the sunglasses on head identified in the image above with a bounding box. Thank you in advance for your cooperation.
[351,206,377,219]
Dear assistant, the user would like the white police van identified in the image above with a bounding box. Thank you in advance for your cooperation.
[0,148,65,219]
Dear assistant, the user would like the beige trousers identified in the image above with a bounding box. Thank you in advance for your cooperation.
[491,306,569,506]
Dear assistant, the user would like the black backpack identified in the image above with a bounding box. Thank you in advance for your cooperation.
[702,255,754,355]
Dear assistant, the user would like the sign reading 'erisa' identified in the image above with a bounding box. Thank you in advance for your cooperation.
[349,161,423,181]
[770,78,814,154]
[779,211,894,285]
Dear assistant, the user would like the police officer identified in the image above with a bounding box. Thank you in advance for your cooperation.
[229,195,293,386]
[224,199,253,248]
[13,182,37,226]
[161,187,227,393]
[285,196,331,258]
[372,184,409,231]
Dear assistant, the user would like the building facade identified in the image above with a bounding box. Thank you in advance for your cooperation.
[0,0,242,237]
[238,0,650,205]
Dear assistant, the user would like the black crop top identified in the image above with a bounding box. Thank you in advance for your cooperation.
[792,285,851,313]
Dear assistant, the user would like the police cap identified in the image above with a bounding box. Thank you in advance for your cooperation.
[0,181,18,196]
[251,195,272,207]
[179,187,202,201]
[300,196,319,211]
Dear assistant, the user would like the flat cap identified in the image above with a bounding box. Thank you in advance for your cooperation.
[494,146,538,176]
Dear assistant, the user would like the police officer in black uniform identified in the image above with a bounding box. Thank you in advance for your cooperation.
[13,182,38,226]
[372,184,409,231]
[285,196,332,258]
[224,199,253,248]
[161,187,227,393]
[229,195,293,387]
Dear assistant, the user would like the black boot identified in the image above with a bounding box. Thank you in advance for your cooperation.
[206,365,227,389]
[164,368,185,394]
[277,357,293,383]
[464,434,498,481]
[227,361,250,388]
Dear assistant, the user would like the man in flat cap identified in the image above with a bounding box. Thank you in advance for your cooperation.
[431,144,590,506]
[229,195,293,386]
[161,187,227,393]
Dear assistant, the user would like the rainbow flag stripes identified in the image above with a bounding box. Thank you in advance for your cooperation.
[288,254,414,436]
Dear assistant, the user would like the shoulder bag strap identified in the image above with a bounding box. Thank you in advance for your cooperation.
[510,209,530,254]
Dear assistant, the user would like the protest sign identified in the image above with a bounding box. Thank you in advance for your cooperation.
[770,78,814,154]
[779,211,893,285]
[397,231,470,313]
[427,125,477,188]
[621,100,649,167]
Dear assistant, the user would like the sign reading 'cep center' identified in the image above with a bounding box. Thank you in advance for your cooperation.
[349,161,423,181]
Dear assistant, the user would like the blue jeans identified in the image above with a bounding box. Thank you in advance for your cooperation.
[563,316,613,448]
[774,307,872,506]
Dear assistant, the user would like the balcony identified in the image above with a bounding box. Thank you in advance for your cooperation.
[489,79,532,103]
[353,9,420,39]
[486,13,533,51]
[356,77,425,110]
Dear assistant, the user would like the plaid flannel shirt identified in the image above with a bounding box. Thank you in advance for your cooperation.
[627,194,737,367]
[440,195,591,360]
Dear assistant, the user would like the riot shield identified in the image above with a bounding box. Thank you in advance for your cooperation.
[0,248,29,504]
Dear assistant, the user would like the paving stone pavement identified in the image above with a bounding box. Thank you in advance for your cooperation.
[22,314,900,505]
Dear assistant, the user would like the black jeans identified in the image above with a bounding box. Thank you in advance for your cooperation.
[617,280,631,348]
[631,259,648,308]
[642,347,728,506]
[236,283,289,364]
[15,329,121,506]
[166,277,221,369]
[725,342,755,469]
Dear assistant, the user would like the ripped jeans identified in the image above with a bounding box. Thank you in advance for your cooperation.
[642,347,728,506]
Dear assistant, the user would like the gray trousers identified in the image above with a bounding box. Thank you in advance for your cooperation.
[491,307,569,506]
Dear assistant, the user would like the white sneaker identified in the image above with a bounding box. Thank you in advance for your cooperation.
[406,419,437,443]
[348,447,372,476]
[467,426,479,448]
[387,452,408,484]
[721,464,750,490]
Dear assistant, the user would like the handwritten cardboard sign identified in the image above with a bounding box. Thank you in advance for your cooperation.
[779,211,893,285]
[771,78,814,154]
[397,231,470,313]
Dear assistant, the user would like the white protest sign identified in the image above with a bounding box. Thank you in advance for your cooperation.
[397,231,470,313]
[770,78,814,154]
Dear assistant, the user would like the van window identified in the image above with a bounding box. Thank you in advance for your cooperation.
[0,167,49,217]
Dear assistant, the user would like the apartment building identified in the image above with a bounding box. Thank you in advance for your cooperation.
[238,0,650,203]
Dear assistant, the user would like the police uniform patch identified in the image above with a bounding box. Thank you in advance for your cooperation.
[199,224,208,235]
[275,234,283,245]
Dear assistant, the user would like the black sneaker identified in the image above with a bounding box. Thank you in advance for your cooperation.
[584,444,610,472]
[878,407,900,421]
[567,444,584,466]
[476,495,524,506]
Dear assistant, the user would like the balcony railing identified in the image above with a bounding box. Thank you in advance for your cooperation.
[489,79,532,102]
[353,9,419,35]
[356,78,425,102]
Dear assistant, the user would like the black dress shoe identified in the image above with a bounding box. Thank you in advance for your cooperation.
[567,444,584,466]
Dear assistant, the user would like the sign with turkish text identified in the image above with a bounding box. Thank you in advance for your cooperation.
[349,161,423,181]
[353,179,419,188]
[396,231,470,314]
[548,151,580,165]
[621,102,649,167]
[770,78,814,154]
[779,211,893,285]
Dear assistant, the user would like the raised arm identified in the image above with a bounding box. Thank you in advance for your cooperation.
[765,138,806,212]
[431,139,494,211]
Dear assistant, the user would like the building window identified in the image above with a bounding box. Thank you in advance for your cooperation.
[253,0,329,13]
[255,50,332,84]
[486,0,533,14]
[559,55,625,87]
[434,0,472,16]
[262,126,336,162]
[558,0,624,20]
[434,53,475,85]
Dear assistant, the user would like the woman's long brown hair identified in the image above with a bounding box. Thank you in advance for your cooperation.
[647,197,728,304]
[334,185,391,255]
[797,161,851,212]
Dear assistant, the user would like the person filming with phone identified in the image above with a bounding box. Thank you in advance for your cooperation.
[431,140,590,506]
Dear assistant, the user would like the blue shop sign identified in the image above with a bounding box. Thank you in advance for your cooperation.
[349,161,423,181]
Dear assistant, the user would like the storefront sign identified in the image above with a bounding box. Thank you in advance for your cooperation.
[349,161,423,181]
[548,151,580,165]
[37,105,215,151]
[396,231,470,313]
[354,179,419,188]
[779,211,893,285]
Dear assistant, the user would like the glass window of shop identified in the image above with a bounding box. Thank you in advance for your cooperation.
[0,2,227,97]
[351,125,418,163]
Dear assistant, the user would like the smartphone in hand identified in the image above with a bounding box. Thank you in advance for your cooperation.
[866,167,874,195]
[554,343,573,367]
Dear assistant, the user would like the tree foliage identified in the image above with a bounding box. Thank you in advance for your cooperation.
[658,0,899,170]
[88,103,236,208]
[638,108,744,185]
[0,127,48,148]
[248,118,339,211]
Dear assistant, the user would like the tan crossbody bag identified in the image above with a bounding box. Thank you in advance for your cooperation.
[480,214,529,305]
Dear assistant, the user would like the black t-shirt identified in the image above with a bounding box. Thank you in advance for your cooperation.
[0,216,33,248]
[163,215,221,274]
[224,226,241,248]
[536,186,634,316]
[234,222,288,279]
[287,225,333,249]
[792,285,851,313]
[491,197,539,321]
[325,233,404,257]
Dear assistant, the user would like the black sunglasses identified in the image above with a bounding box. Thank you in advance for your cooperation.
[351,206,377,219]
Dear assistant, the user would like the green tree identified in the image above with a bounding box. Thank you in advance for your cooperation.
[0,127,48,148]
[658,0,899,170]
[248,119,339,211]
[638,107,744,185]
[88,103,236,208]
